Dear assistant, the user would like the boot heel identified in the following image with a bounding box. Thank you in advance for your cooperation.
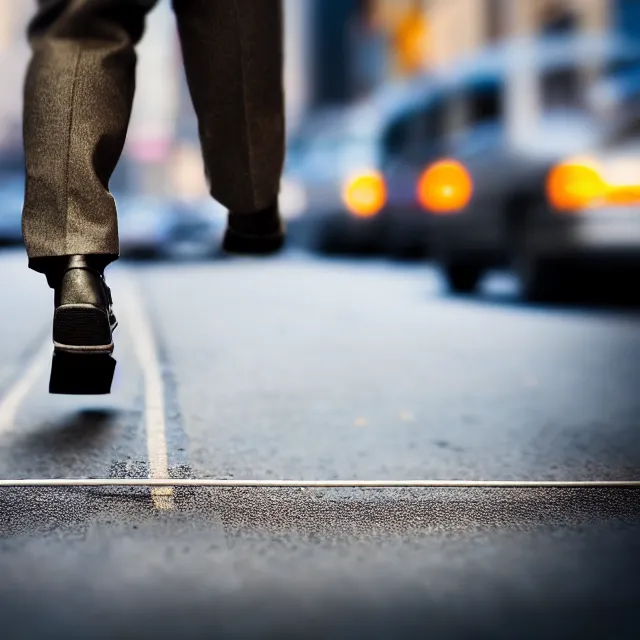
[49,353,117,395]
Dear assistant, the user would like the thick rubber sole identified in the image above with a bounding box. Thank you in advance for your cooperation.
[49,352,117,395]
[53,304,114,354]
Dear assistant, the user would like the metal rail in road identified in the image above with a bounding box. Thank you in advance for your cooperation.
[0,479,639,488]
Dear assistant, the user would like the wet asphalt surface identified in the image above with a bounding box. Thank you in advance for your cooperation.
[0,248,639,639]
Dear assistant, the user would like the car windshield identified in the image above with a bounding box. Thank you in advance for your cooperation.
[447,34,640,127]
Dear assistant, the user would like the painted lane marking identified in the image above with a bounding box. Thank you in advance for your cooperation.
[119,278,174,510]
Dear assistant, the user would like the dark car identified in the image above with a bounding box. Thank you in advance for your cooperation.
[506,113,640,300]
[418,33,640,300]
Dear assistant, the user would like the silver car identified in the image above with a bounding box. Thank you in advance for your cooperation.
[284,79,440,256]
[116,194,226,260]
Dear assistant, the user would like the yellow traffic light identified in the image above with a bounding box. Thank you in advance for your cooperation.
[393,9,429,74]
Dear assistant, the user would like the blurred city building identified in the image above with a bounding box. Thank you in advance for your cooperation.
[614,0,640,42]
[1,0,640,188]
[0,0,30,167]
[309,0,612,108]
[0,0,314,196]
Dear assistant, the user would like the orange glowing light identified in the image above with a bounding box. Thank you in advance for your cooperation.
[602,159,640,205]
[546,158,606,212]
[394,11,430,74]
[342,172,387,218]
[417,160,473,213]
[606,185,640,206]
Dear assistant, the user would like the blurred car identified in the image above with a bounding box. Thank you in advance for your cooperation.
[0,174,24,246]
[116,194,226,260]
[589,63,640,123]
[283,79,442,256]
[418,33,640,300]
[279,107,343,249]
[377,82,451,257]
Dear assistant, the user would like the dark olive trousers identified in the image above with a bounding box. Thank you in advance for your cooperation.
[22,0,285,275]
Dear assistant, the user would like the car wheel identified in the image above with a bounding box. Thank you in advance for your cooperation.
[443,262,484,294]
[516,256,549,301]
[514,254,574,302]
[510,211,564,302]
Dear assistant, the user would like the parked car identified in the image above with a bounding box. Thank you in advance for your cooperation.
[0,174,24,246]
[116,194,226,260]
[419,33,640,300]
[279,108,344,250]
[508,114,640,300]
[377,83,450,257]
[284,78,443,256]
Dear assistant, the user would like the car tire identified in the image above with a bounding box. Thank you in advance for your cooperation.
[514,253,579,303]
[443,262,484,294]
[515,256,552,301]
[509,211,566,302]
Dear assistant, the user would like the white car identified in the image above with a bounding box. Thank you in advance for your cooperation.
[116,194,226,260]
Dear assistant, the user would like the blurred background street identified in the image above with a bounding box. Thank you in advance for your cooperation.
[0,1,640,638]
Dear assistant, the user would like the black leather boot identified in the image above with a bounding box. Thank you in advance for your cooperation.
[50,255,117,355]
[222,202,285,255]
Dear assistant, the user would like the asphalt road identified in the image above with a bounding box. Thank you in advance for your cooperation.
[0,247,639,639]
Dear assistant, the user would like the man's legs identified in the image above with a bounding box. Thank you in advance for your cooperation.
[172,0,286,253]
[22,0,158,392]
[22,0,158,276]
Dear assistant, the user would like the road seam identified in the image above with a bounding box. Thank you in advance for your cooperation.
[118,276,174,511]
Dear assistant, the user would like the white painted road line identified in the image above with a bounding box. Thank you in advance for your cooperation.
[0,342,50,434]
[119,278,174,510]
[0,479,638,488]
